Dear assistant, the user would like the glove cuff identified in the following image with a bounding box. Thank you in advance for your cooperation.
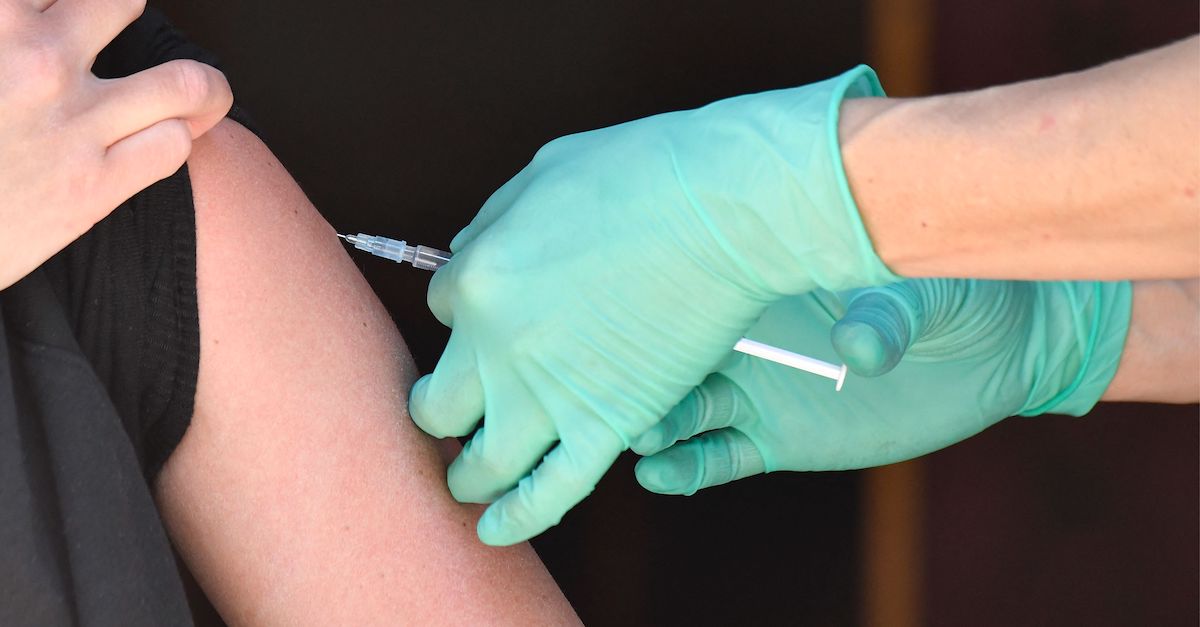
[820,65,904,290]
[694,65,902,298]
[1019,281,1133,417]
[764,64,902,293]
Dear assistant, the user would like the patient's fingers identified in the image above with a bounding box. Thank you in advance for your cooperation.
[101,117,191,212]
[89,59,232,145]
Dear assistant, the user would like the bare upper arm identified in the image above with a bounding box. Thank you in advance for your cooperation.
[155,119,578,625]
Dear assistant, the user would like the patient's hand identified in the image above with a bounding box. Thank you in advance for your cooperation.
[155,120,579,625]
[0,0,230,289]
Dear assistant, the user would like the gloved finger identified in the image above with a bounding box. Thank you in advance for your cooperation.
[447,417,558,504]
[425,258,455,327]
[408,332,484,438]
[447,168,531,252]
[830,287,918,377]
[634,428,765,495]
[630,373,746,456]
[474,421,624,546]
[426,236,502,327]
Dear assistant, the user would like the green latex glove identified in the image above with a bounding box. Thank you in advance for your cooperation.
[408,66,899,545]
[632,279,1131,494]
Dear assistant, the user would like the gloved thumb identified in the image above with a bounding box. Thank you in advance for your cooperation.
[830,287,918,377]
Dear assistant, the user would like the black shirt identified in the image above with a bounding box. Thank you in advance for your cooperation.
[0,9,250,625]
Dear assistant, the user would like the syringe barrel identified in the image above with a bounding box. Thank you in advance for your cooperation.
[353,234,410,264]
[349,234,450,271]
[413,245,452,271]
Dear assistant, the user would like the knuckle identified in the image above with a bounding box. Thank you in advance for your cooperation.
[504,328,538,363]
[459,433,496,468]
[474,445,526,479]
[16,36,71,99]
[161,60,215,106]
[210,68,234,110]
[520,167,595,211]
[530,134,574,166]
[452,247,504,309]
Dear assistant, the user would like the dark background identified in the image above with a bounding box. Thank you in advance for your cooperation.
[152,1,1198,625]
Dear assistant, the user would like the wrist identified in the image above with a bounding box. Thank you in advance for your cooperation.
[839,92,977,279]
[838,95,923,277]
[711,65,899,297]
[1101,280,1200,403]
[840,83,1101,279]
[840,38,1200,281]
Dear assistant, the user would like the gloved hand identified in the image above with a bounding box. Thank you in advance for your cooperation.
[632,279,1131,495]
[408,66,898,545]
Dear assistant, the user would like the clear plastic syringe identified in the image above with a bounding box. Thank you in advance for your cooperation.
[338,232,847,391]
[338,233,452,271]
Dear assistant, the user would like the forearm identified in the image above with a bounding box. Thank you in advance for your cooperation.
[840,36,1199,280]
[1101,279,1199,403]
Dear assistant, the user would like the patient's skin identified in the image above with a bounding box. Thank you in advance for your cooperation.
[156,120,579,625]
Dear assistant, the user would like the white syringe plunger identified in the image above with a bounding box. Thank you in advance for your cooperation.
[733,338,847,391]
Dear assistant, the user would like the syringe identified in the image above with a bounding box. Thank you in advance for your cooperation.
[338,233,452,271]
[339,232,847,391]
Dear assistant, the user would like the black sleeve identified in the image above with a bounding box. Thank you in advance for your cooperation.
[44,7,258,481]
[0,9,255,624]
